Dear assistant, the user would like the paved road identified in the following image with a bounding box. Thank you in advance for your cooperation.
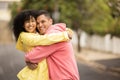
[0,44,120,80]
[0,44,25,80]
[77,60,120,80]
[0,21,13,44]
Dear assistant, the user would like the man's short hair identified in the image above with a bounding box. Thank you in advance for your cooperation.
[36,10,51,19]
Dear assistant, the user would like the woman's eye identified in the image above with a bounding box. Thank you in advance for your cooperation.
[25,20,29,23]
[31,19,36,22]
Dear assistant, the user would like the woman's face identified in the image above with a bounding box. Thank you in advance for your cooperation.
[24,16,37,33]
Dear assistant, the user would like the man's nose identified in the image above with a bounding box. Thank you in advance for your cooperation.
[38,23,42,28]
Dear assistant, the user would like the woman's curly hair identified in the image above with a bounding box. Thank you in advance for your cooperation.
[13,9,38,41]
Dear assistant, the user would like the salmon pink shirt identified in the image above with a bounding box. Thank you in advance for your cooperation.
[25,23,80,80]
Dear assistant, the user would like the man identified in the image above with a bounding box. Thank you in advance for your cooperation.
[25,10,80,80]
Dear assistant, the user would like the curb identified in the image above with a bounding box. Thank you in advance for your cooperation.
[75,53,120,77]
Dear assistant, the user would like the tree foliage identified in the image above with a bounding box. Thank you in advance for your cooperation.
[107,0,120,36]
[10,0,120,37]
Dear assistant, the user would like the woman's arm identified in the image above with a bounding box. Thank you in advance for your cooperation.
[16,36,24,51]
[20,31,69,46]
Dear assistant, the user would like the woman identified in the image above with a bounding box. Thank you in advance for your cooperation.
[13,10,71,80]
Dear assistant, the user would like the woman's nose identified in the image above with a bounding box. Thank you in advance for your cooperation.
[29,22,33,25]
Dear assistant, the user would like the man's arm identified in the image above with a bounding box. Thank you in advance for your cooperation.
[25,45,56,63]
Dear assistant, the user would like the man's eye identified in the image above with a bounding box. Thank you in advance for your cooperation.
[41,21,45,23]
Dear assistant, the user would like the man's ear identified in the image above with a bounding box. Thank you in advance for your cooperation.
[49,18,53,25]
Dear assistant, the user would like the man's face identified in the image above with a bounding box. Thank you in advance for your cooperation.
[36,14,52,35]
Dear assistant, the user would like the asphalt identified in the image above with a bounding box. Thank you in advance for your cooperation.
[75,49,120,76]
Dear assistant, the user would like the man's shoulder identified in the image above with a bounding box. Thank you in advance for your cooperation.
[54,23,66,27]
[52,23,66,31]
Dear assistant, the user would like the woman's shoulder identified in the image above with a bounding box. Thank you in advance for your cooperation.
[20,32,39,37]
[20,32,38,35]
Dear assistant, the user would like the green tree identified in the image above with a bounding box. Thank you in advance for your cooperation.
[11,0,119,51]
[77,0,113,35]
[107,0,120,37]
[10,0,82,52]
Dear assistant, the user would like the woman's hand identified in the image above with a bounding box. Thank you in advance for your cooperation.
[66,28,73,39]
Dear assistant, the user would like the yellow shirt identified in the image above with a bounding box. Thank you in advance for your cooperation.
[16,31,69,52]
[16,31,69,80]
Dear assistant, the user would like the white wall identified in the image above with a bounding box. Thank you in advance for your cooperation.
[72,31,120,54]
[0,0,21,21]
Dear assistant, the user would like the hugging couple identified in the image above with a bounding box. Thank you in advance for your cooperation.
[13,9,80,80]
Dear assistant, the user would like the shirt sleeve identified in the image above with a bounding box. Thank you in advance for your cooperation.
[20,32,69,46]
[16,36,24,51]
[66,28,73,35]
[25,45,56,63]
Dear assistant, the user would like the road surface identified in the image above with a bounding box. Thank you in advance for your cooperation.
[0,44,120,80]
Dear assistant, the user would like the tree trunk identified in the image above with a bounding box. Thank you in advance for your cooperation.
[76,29,81,52]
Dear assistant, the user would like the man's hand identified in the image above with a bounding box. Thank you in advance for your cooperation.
[26,61,38,70]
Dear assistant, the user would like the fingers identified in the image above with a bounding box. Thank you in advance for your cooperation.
[28,64,38,70]
[26,62,38,70]
[68,33,72,39]
[66,28,73,39]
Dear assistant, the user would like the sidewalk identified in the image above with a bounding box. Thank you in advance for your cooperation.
[75,49,120,76]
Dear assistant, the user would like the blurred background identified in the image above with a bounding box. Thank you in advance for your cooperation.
[0,0,120,80]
